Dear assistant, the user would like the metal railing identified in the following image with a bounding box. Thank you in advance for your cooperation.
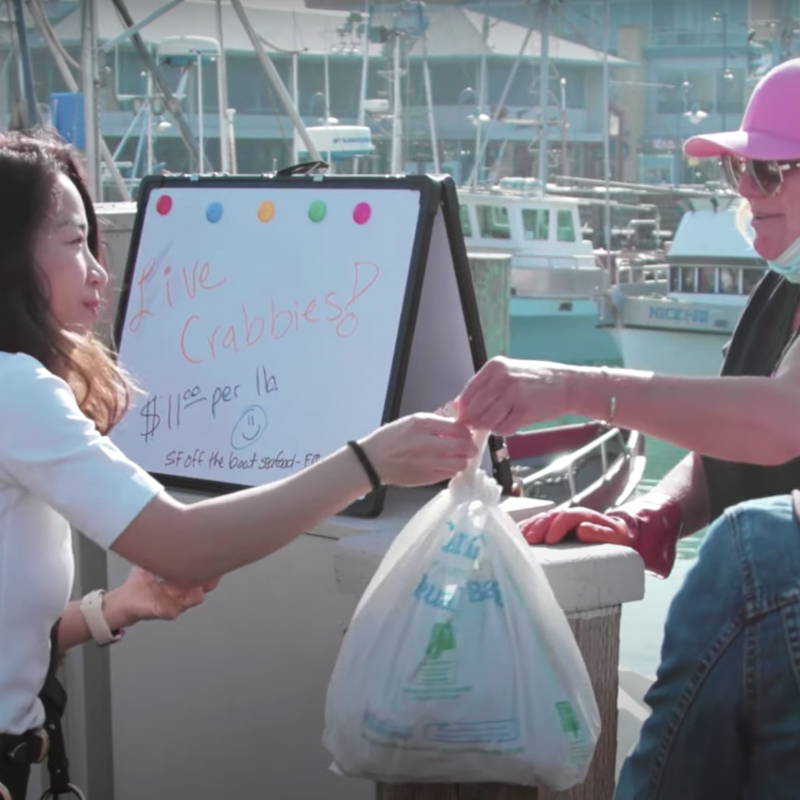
[516,426,631,501]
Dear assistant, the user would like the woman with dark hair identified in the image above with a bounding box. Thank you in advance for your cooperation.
[0,131,477,799]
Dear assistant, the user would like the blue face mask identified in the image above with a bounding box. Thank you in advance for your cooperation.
[767,235,800,283]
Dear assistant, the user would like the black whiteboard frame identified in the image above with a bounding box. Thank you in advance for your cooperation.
[437,177,514,496]
[113,172,506,516]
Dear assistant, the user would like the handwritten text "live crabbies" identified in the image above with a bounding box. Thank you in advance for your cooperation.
[127,255,381,363]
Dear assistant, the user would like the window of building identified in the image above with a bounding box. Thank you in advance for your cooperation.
[429,61,478,105]
[460,205,472,238]
[525,68,585,111]
[228,54,271,113]
[487,63,532,108]
[328,58,361,119]
[556,68,585,109]
[111,49,148,99]
[476,205,511,239]
[655,69,713,115]
[717,68,745,114]
[556,210,576,242]
[651,2,675,45]
[522,208,549,241]
[681,267,697,292]
[656,70,684,113]
[685,69,714,113]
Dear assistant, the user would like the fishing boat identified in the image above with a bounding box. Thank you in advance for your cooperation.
[598,197,764,376]
[457,180,622,365]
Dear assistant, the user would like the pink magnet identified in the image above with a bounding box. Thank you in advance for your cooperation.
[353,202,371,225]
[156,195,173,215]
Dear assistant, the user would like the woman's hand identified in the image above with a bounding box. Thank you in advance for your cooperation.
[455,357,576,435]
[103,567,220,629]
[521,507,636,547]
[359,413,479,487]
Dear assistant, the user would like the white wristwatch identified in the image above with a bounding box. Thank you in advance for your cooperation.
[79,590,124,646]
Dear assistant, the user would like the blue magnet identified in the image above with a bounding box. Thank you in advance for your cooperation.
[206,201,223,223]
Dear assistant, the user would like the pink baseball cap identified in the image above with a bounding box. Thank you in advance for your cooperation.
[684,57,800,160]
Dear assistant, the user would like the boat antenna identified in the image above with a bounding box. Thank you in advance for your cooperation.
[602,0,611,259]
[537,0,551,193]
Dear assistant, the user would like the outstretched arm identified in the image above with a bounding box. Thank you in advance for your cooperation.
[456,344,800,466]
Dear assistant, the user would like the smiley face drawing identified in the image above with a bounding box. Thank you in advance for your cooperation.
[230,405,268,450]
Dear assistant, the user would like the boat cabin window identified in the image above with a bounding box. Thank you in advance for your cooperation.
[698,267,716,293]
[669,267,680,292]
[670,264,763,295]
[521,208,550,241]
[476,205,511,239]
[743,269,762,295]
[719,267,739,294]
[459,205,472,238]
[557,210,576,242]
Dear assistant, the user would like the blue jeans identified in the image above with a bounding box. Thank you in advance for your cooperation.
[615,494,800,800]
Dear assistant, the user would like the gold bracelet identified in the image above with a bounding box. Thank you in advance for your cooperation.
[599,367,617,424]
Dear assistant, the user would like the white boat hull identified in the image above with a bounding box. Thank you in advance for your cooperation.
[602,292,746,376]
[608,326,728,376]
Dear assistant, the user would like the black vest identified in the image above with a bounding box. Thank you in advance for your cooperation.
[701,271,800,521]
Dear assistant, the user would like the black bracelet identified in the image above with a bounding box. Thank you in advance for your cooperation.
[347,440,382,491]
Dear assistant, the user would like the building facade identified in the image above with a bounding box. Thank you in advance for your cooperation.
[495,0,800,182]
[1,0,798,196]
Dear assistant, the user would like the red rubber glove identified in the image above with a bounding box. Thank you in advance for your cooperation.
[520,493,683,578]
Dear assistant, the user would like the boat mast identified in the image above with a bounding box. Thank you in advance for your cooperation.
[27,0,129,199]
[421,15,440,172]
[215,0,231,172]
[466,9,536,188]
[229,0,321,163]
[353,2,370,175]
[602,0,612,257]
[80,0,101,198]
[390,23,403,173]
[537,0,551,191]
[110,0,205,171]
[473,6,488,188]
[357,2,370,128]
[10,0,39,127]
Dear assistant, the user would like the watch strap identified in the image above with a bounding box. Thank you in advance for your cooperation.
[79,590,124,646]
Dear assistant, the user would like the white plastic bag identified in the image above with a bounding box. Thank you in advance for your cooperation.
[323,434,601,790]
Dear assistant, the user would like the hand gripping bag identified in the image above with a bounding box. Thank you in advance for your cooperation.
[322,434,601,790]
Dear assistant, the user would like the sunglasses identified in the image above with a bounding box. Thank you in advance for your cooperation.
[721,155,800,196]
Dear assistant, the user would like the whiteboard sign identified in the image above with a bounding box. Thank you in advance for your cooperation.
[111,174,505,516]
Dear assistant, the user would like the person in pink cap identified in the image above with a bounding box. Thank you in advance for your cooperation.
[455,58,800,799]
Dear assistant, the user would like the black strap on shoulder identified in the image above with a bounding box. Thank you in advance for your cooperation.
[792,491,800,524]
[38,622,84,799]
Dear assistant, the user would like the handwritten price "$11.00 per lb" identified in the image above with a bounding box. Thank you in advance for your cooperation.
[139,365,278,444]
